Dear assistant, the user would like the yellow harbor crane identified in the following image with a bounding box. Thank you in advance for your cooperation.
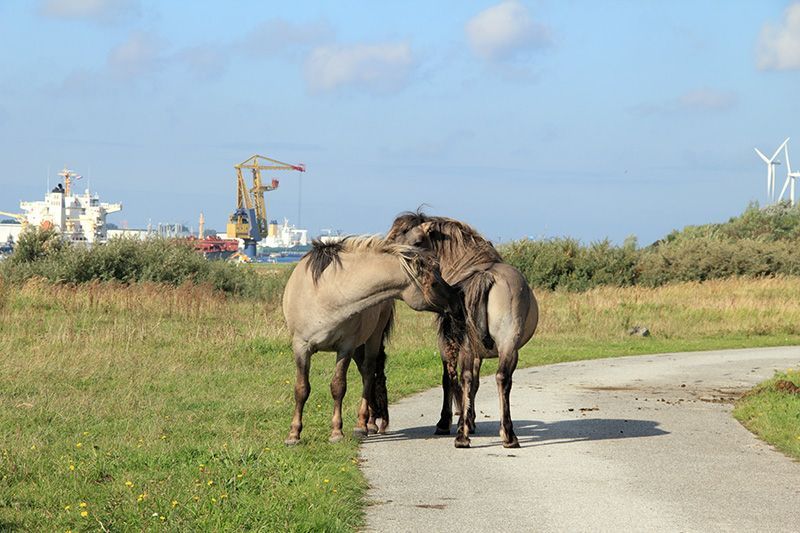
[0,211,26,226]
[227,154,305,259]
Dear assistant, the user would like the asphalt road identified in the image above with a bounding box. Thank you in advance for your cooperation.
[360,347,800,532]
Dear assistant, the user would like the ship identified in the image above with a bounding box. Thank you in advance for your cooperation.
[0,167,121,246]
[257,218,311,256]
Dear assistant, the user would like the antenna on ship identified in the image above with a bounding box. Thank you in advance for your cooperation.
[297,171,302,227]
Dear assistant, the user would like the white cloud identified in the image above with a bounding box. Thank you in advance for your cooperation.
[39,0,139,23]
[241,19,334,57]
[107,32,165,79]
[304,42,414,93]
[634,88,737,115]
[465,0,551,62]
[677,89,737,111]
[757,2,800,70]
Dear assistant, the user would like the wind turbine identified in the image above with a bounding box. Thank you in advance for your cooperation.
[778,141,800,207]
[754,137,789,202]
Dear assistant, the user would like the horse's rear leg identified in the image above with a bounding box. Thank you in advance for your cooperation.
[285,346,312,446]
[467,355,482,434]
[352,346,371,435]
[329,350,352,443]
[496,348,520,448]
[454,347,474,448]
[435,349,459,435]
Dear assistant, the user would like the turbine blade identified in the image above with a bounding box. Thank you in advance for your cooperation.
[755,148,770,163]
[771,137,790,161]
[780,176,790,200]
[786,144,792,175]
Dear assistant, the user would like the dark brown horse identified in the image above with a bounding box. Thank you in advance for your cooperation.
[387,212,539,448]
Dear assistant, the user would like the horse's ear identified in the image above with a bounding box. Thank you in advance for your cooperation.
[419,221,435,234]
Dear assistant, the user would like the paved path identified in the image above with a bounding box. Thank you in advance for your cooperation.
[360,347,800,532]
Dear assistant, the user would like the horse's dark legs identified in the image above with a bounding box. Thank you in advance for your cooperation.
[329,350,352,443]
[352,346,372,435]
[285,346,312,445]
[467,355,482,434]
[496,347,520,448]
[454,347,474,448]
[435,341,460,435]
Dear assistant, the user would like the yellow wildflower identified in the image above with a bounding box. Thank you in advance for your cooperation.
[211,497,217,503]
[125,480,134,488]
[80,511,88,518]
[64,505,71,511]
[323,479,330,484]
[220,493,228,499]
[79,502,87,508]
[193,496,199,502]
[30,445,36,450]
[159,516,165,521]
[82,431,89,436]
[171,500,178,508]
[207,480,213,486]
[75,443,82,448]
[69,464,75,471]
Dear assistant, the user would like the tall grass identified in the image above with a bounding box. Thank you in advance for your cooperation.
[4,277,800,530]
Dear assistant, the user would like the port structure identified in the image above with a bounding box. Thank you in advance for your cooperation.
[226,154,305,259]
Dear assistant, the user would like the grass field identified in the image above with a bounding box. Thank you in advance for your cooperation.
[734,370,800,461]
[3,276,800,530]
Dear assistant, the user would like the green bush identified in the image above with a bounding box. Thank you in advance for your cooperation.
[0,229,287,299]
[501,203,800,291]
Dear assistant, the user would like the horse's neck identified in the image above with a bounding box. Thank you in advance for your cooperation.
[324,253,408,314]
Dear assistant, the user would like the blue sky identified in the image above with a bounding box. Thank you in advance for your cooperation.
[1,0,799,244]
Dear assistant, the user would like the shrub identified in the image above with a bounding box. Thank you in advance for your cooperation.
[0,229,287,299]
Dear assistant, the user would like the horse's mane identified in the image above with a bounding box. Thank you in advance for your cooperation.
[305,235,431,285]
[387,211,502,284]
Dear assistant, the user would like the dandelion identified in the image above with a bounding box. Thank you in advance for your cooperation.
[160,516,165,521]
[64,505,71,511]
[263,447,270,452]
[333,489,338,493]
[220,493,228,500]
[207,480,214,486]
[75,443,82,448]
[30,445,36,450]
[323,479,330,484]
[237,473,243,479]
[80,511,88,518]
[171,500,178,508]
[211,497,217,503]
[125,480,134,488]
[69,464,75,471]
[82,431,89,436]
[160,435,167,440]
[79,502,87,508]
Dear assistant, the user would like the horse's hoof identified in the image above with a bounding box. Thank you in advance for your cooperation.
[367,423,379,434]
[352,428,368,439]
[434,426,451,435]
[503,437,520,449]
[377,426,388,435]
[284,437,301,446]
[454,435,471,448]
[329,434,344,443]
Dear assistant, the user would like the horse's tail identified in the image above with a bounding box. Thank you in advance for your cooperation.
[372,304,394,423]
[463,270,495,354]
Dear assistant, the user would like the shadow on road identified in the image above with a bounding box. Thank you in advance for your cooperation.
[361,418,668,449]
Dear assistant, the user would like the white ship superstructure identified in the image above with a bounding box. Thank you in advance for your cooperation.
[261,218,308,248]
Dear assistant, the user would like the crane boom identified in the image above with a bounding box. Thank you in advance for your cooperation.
[227,154,306,259]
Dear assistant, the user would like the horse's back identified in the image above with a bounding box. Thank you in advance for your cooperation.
[486,263,538,352]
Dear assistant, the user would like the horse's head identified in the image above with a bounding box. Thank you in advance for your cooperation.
[399,248,461,315]
[386,211,437,249]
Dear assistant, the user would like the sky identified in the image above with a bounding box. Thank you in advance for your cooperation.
[1,0,799,244]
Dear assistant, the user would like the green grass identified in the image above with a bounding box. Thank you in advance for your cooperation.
[734,371,800,461]
[3,276,800,530]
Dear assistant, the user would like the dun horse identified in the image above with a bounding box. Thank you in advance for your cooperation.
[387,213,539,448]
[282,236,459,445]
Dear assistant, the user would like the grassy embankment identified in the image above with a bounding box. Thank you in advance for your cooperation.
[3,275,800,530]
[734,370,800,461]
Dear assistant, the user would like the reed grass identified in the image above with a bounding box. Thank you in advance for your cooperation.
[2,276,800,530]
